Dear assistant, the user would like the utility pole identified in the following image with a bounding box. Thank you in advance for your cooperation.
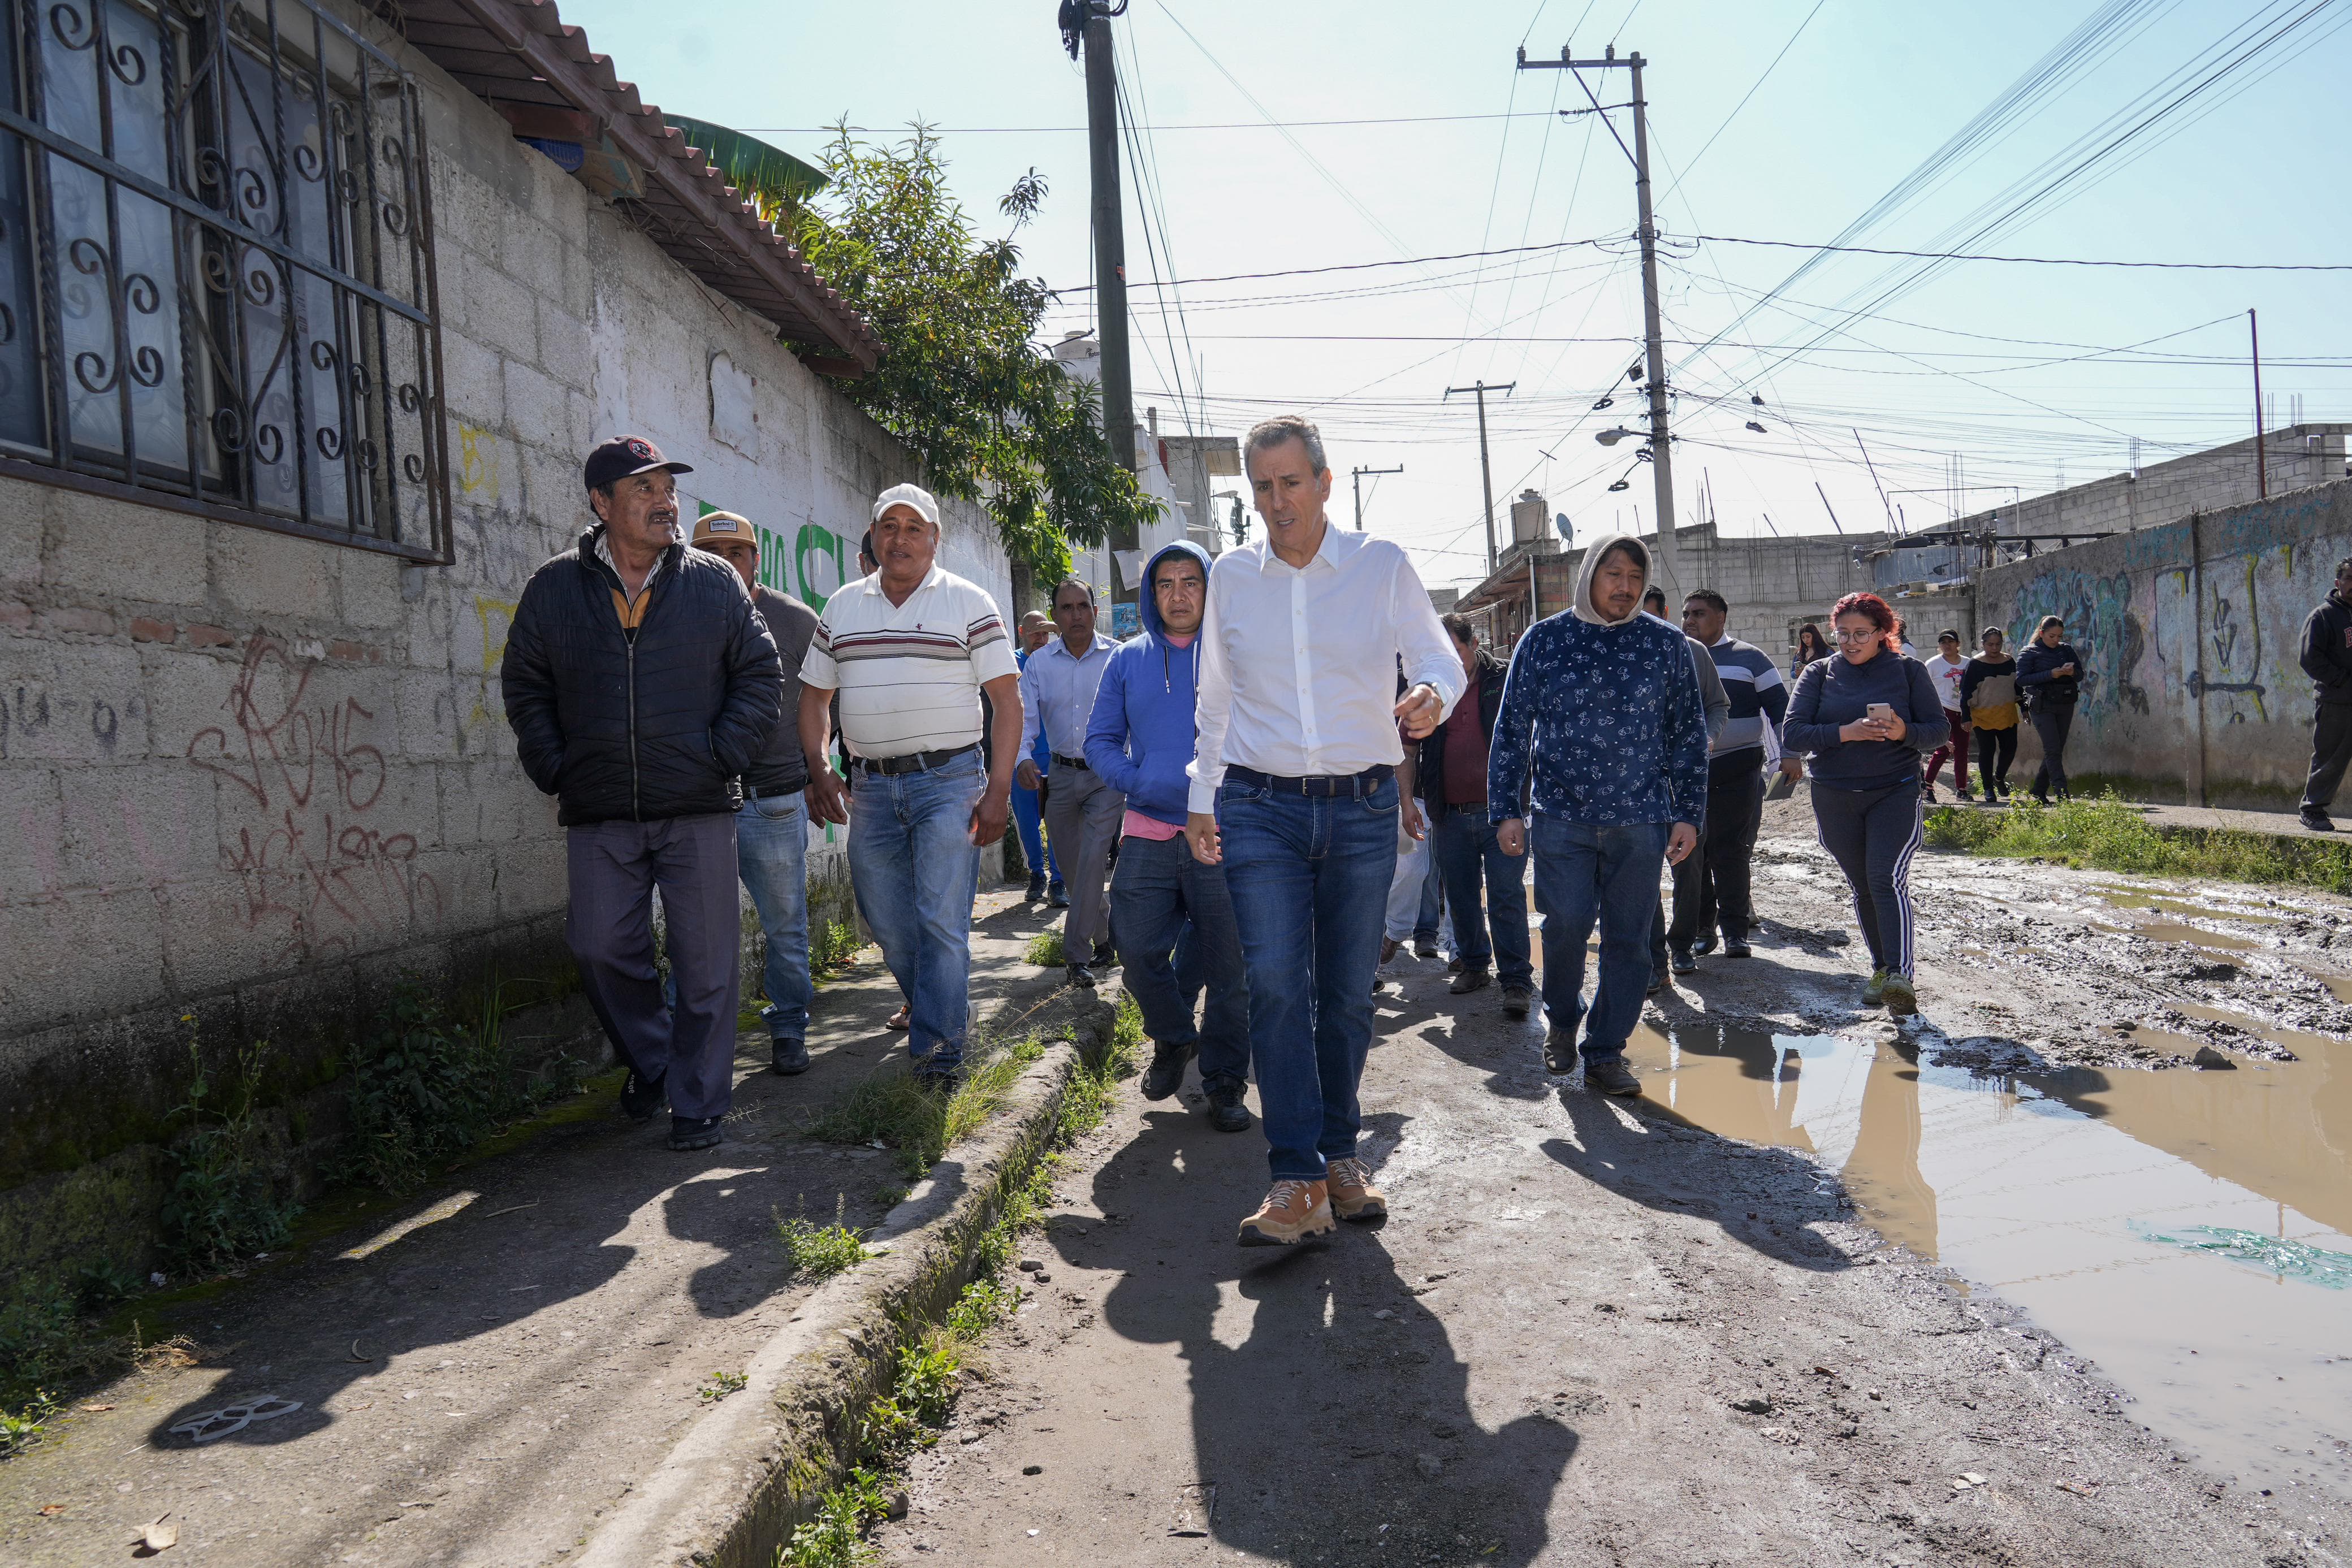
[1351,462,1403,532]
[2250,307,2267,499]
[1521,43,1677,599]
[1061,2,1139,606]
[1445,380,1514,574]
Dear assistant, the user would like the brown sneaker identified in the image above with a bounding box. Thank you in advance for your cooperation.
[1323,1156,1387,1222]
[1237,1179,1335,1246]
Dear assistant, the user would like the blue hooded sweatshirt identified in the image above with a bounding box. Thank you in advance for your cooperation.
[1084,539,1212,829]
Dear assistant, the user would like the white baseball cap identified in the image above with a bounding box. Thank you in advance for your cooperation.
[872,482,941,528]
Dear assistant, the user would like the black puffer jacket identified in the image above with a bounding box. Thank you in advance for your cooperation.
[501,529,782,826]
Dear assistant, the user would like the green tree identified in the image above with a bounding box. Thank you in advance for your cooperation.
[785,125,1157,578]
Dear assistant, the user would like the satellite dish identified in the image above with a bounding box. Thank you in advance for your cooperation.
[1554,512,1572,540]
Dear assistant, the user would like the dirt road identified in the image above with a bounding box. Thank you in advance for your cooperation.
[877,800,2351,1567]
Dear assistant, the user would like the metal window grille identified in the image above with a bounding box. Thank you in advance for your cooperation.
[0,0,449,560]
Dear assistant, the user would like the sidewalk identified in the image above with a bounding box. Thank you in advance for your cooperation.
[2136,800,2334,839]
[0,887,1082,1567]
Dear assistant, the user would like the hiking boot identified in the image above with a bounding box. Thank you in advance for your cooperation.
[1066,963,1097,989]
[2302,808,2336,832]
[1501,983,1534,1020]
[1544,1028,1580,1075]
[1720,935,1753,959]
[1691,934,1718,957]
[1882,972,1918,1017]
[1668,945,1697,975]
[1140,1042,1194,1102]
[1238,1179,1334,1246]
[1583,1056,1643,1097]
[1204,1080,1254,1133]
[668,1114,724,1151]
[1449,966,1491,994]
[1324,1156,1387,1222]
[621,1068,667,1122]
[1864,968,1891,1007]
[771,1037,810,1076]
[1413,938,1440,960]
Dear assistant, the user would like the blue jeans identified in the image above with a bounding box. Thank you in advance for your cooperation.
[1109,831,1250,1091]
[1218,773,1398,1181]
[737,789,814,1042]
[1530,815,1670,1062]
[1434,805,1533,986]
[1011,782,1061,891]
[850,752,986,1068]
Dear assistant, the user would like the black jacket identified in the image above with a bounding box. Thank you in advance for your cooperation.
[1415,647,1507,806]
[2017,640,2083,706]
[2302,594,2352,707]
[501,529,782,826]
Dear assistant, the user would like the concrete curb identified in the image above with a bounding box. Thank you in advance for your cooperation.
[576,995,1117,1568]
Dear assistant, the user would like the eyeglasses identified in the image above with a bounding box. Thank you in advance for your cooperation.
[1832,627,1883,643]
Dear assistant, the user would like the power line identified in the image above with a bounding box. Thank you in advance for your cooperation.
[1657,0,1826,202]
[731,112,1567,135]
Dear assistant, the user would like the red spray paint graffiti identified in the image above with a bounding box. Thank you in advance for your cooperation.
[188,635,439,958]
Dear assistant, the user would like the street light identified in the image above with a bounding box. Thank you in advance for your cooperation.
[1596,426,1638,447]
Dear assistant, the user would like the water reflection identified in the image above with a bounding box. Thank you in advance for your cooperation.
[1619,1016,2352,1496]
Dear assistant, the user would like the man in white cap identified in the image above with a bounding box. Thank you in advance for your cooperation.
[796,484,1022,1085]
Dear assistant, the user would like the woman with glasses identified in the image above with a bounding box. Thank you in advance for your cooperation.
[1782,593,1945,1015]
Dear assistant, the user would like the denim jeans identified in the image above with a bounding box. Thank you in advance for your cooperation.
[1218,772,1398,1181]
[1530,815,1670,1062]
[1415,840,1445,943]
[850,752,987,1068]
[736,788,814,1043]
[1011,782,1061,890]
[1109,832,1250,1091]
[1433,804,1533,985]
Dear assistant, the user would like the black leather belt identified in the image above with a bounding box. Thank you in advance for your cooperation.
[1051,753,1090,771]
[1226,763,1394,799]
[853,743,979,777]
[741,781,805,800]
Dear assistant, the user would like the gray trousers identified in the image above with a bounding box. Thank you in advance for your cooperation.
[1044,761,1123,966]
[565,813,742,1120]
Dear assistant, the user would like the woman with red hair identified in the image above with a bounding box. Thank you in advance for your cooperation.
[1781,592,1945,1015]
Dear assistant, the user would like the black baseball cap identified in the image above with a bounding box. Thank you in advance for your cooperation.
[583,434,692,491]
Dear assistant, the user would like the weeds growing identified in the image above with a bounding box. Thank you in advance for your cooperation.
[161,1032,298,1274]
[810,919,863,977]
[779,1196,874,1281]
[699,1370,750,1403]
[343,982,584,1196]
[1023,929,1065,968]
[806,1034,1048,1181]
[1927,792,2352,892]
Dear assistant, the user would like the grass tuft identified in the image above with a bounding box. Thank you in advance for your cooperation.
[805,1034,1047,1181]
[777,1195,874,1281]
[699,1370,749,1403]
[810,919,863,978]
[1024,929,1066,968]
[1927,792,2352,891]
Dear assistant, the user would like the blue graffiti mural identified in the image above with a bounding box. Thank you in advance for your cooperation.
[2007,568,2148,717]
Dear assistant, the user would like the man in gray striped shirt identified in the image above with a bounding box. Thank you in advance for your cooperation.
[1670,590,1788,964]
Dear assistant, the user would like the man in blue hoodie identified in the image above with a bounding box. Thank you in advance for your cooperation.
[1086,542,1253,1132]
[1490,534,1707,1098]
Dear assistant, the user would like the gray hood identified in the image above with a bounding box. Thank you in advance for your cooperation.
[1572,532,1650,627]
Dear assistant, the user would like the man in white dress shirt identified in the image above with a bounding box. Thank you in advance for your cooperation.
[1017,578,1121,986]
[1184,415,1464,1246]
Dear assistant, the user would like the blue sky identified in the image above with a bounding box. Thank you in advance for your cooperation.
[556,0,2351,593]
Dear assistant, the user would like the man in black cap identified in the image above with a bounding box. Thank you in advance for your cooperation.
[501,436,782,1151]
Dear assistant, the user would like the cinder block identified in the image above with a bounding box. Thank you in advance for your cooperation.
[50,496,206,606]
[0,766,63,895]
[436,330,505,432]
[447,265,538,365]
[58,765,223,896]
[0,639,147,763]
[340,555,405,630]
[537,296,593,392]
[504,361,569,453]
[213,527,339,620]
[0,475,46,586]
[1,883,170,1028]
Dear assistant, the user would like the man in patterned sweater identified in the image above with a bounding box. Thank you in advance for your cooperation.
[1490,533,1708,1097]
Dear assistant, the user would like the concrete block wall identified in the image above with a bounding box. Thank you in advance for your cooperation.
[1948,426,2350,543]
[1977,477,2352,798]
[0,19,1009,1285]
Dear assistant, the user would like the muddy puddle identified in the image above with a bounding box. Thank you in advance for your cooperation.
[1623,1018,2352,1498]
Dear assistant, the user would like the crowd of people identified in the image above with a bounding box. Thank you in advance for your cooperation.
[503,422,2094,1243]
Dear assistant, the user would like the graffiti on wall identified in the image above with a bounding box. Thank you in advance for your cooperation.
[188,634,440,960]
[2005,568,2149,718]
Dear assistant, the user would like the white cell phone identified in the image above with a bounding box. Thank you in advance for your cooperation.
[1866,703,1895,724]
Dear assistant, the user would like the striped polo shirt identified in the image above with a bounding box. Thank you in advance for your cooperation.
[802,564,1019,758]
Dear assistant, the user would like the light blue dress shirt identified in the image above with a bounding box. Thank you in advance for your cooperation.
[1019,633,1117,761]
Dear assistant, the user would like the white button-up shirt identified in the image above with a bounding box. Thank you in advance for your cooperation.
[1186,523,1464,813]
[1018,632,1117,761]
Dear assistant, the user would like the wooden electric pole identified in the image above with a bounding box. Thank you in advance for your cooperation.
[1352,463,1403,531]
[1445,380,1514,574]
[1062,1,1139,604]
[1519,43,1678,599]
